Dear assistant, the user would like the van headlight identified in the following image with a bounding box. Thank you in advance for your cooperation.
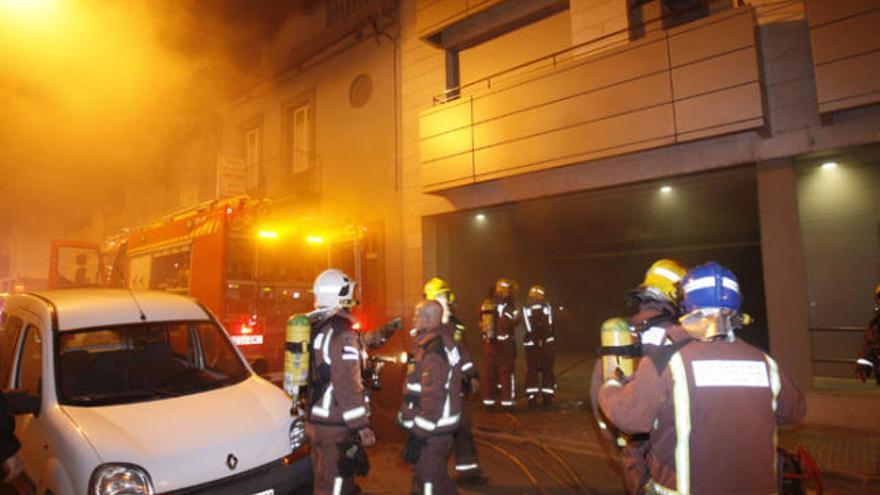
[289,417,307,452]
[89,464,155,495]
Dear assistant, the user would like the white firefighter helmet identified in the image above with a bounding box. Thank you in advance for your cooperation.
[313,269,356,309]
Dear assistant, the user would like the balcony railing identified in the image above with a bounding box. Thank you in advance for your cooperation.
[418,5,766,192]
[810,326,866,379]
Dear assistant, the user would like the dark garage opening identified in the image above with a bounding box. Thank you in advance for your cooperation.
[427,166,769,362]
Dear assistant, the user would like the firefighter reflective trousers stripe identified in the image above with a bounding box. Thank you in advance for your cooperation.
[453,403,479,472]
[525,343,555,398]
[412,435,457,495]
[482,340,515,407]
[307,422,361,495]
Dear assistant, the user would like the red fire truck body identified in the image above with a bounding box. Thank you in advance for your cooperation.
[50,197,319,371]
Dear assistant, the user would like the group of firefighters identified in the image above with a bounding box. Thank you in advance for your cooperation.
[296,258,863,494]
[297,269,557,494]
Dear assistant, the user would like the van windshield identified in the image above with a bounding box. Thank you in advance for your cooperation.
[57,321,250,406]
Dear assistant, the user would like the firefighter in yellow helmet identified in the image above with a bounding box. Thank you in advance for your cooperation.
[599,262,805,494]
[590,259,689,494]
[523,284,556,406]
[421,278,487,485]
[479,278,520,410]
[855,283,880,384]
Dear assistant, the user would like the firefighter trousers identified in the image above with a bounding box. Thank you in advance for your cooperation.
[307,422,362,495]
[525,343,556,399]
[621,435,652,495]
[482,340,516,408]
[412,435,457,495]
[453,404,480,474]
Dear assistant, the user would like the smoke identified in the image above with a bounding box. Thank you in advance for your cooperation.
[0,0,292,226]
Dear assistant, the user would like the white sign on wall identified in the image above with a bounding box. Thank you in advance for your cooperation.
[216,157,246,199]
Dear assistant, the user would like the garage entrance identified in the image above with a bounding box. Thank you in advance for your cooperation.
[427,166,768,355]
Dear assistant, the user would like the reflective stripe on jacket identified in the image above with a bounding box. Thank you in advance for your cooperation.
[523,302,554,346]
[399,327,463,437]
[308,313,371,430]
[599,338,806,494]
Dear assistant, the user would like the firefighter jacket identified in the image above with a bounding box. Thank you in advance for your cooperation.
[399,326,463,438]
[449,314,476,380]
[307,311,371,431]
[523,301,555,347]
[629,300,688,355]
[599,335,806,495]
[480,298,519,343]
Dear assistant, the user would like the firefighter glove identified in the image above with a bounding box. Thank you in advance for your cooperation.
[401,433,426,465]
[379,317,404,339]
[337,436,370,477]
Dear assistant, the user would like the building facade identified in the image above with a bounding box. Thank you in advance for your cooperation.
[398,0,880,429]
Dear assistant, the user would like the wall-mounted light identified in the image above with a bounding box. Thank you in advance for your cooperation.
[660,185,672,194]
[821,162,838,170]
[474,213,487,223]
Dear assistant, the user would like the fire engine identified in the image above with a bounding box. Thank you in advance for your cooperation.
[49,196,383,373]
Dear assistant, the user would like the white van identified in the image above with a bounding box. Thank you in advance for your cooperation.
[0,289,310,495]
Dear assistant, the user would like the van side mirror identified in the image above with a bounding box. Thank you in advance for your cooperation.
[5,389,40,416]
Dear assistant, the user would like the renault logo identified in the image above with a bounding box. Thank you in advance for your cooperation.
[226,453,238,470]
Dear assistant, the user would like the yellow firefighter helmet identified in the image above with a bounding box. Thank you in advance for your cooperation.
[424,277,455,304]
[527,284,546,301]
[640,259,688,303]
[494,278,513,298]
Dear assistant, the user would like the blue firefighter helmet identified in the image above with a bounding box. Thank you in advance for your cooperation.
[680,262,742,314]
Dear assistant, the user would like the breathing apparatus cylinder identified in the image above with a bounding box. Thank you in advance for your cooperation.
[284,314,312,400]
[601,317,637,380]
[480,300,496,339]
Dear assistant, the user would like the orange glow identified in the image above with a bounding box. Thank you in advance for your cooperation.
[240,324,253,335]
[258,230,279,239]
[351,321,361,331]
[306,235,324,244]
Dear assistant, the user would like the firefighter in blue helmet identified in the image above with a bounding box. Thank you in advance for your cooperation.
[599,262,805,494]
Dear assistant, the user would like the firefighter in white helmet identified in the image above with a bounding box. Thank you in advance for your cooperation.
[306,268,399,495]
